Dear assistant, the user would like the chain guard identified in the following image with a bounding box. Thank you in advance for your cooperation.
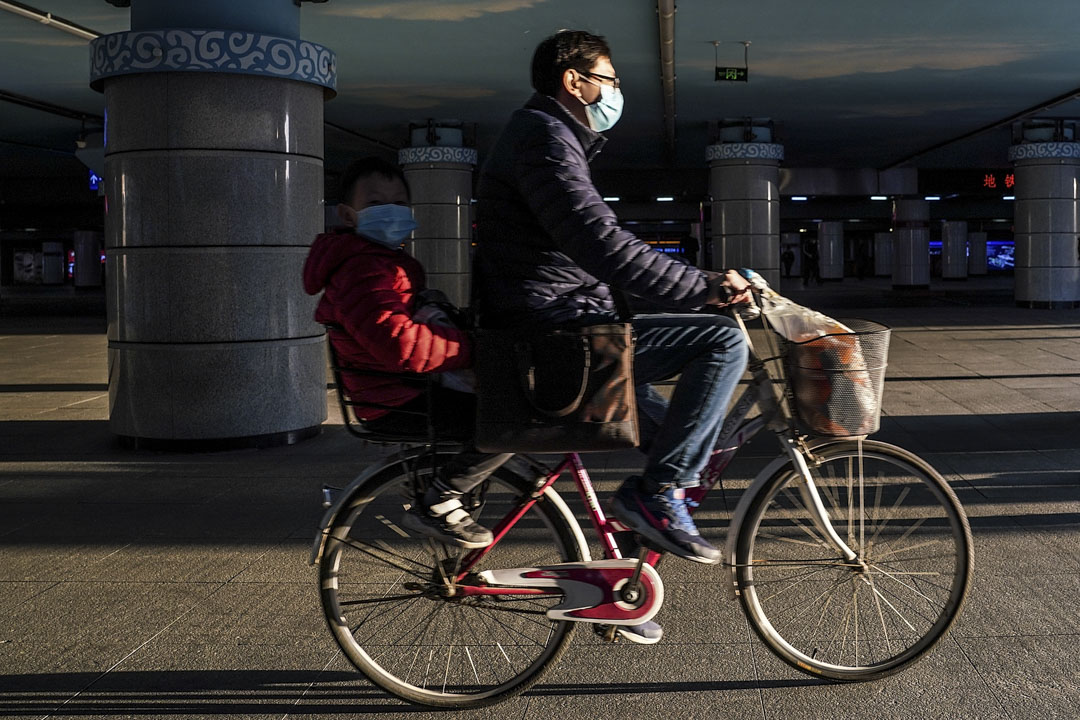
[477,559,664,626]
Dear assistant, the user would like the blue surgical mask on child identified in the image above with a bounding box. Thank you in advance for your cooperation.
[354,204,417,249]
[580,81,623,132]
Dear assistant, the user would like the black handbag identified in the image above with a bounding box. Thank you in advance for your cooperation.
[473,323,639,453]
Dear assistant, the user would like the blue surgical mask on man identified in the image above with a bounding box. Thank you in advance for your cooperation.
[581,81,623,132]
[354,204,417,249]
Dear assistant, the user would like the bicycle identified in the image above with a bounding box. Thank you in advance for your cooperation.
[309,287,973,708]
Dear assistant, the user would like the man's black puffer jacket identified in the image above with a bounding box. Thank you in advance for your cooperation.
[475,93,709,328]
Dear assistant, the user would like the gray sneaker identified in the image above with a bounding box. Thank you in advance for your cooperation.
[401,495,493,549]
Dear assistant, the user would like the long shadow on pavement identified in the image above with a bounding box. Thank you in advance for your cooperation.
[0,670,825,716]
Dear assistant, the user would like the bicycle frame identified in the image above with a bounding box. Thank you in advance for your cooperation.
[313,297,973,698]
[312,304,862,602]
[452,310,859,586]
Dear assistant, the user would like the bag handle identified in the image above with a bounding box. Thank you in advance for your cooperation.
[514,336,592,418]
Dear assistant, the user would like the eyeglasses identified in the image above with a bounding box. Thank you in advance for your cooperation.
[582,70,620,89]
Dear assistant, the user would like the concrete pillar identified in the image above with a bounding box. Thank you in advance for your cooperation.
[399,124,477,308]
[941,221,968,280]
[90,0,336,447]
[41,242,64,285]
[1009,138,1080,308]
[73,231,103,287]
[968,231,988,276]
[892,199,930,288]
[874,232,893,276]
[706,138,783,287]
[817,221,844,280]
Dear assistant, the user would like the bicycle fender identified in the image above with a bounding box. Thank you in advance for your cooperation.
[477,559,663,626]
[722,437,852,599]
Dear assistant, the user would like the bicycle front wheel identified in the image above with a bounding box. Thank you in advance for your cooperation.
[319,454,586,708]
[735,439,972,681]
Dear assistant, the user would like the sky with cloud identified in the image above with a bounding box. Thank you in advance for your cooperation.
[5,0,1080,169]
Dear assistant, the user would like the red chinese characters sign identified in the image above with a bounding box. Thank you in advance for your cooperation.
[982,173,1016,190]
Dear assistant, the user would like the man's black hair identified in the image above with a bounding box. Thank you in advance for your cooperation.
[530,30,611,97]
[338,156,411,204]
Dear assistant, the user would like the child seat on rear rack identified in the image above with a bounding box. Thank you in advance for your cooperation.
[322,323,440,445]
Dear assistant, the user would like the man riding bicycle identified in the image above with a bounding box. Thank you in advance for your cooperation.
[470,30,751,641]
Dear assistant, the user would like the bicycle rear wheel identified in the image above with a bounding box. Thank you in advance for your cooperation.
[319,453,586,708]
[735,439,972,681]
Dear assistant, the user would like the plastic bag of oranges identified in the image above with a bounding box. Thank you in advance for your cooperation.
[744,273,883,436]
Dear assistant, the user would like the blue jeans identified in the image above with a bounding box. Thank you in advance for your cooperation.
[631,313,748,490]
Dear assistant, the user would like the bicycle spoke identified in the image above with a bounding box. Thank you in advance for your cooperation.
[869,563,943,606]
[753,531,832,550]
[798,576,846,651]
[865,574,915,634]
[870,536,944,564]
[332,535,431,582]
[467,600,551,617]
[401,602,453,686]
[861,485,911,554]
[747,557,853,568]
[770,570,851,642]
[351,594,427,644]
[868,580,944,631]
[778,487,834,546]
[755,564,840,604]
[339,592,425,607]
[496,641,513,668]
[464,646,481,686]
[471,603,560,645]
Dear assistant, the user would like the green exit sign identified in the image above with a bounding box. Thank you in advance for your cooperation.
[715,66,748,82]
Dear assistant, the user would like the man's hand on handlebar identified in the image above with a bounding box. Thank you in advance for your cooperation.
[706,269,753,307]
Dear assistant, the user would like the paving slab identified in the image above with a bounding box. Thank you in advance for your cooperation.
[957,635,1080,720]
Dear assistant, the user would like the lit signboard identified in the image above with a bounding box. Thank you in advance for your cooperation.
[715,66,748,82]
[918,169,1019,195]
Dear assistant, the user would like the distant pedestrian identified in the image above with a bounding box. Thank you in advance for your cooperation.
[801,239,821,286]
[679,234,700,267]
[781,247,795,277]
[855,237,870,280]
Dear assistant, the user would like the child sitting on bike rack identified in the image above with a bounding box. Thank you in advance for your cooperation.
[302,156,511,549]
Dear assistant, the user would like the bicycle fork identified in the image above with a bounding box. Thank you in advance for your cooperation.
[781,437,859,564]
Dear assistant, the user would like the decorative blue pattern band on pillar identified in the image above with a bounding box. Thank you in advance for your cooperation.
[398,146,478,166]
[89,30,336,96]
[705,143,785,162]
[1008,142,1080,161]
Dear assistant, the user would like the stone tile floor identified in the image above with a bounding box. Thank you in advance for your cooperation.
[0,276,1078,719]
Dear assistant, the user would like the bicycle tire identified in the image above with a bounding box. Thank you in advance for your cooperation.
[318,453,587,708]
[735,439,972,681]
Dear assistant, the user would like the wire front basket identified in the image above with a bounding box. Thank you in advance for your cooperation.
[781,319,890,437]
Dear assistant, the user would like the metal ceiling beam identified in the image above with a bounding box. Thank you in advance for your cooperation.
[0,0,100,40]
[656,0,676,165]
[0,137,73,154]
[324,121,400,152]
[0,89,103,124]
[882,84,1080,170]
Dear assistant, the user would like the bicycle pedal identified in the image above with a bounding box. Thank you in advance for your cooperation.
[593,624,620,643]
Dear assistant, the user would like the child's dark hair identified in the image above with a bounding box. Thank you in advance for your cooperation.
[338,156,411,204]
[530,30,611,97]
